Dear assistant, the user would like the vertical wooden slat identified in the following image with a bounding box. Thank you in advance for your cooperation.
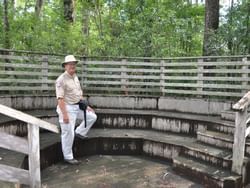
[232,109,247,175]
[28,123,41,188]
[121,59,128,95]
[160,60,165,96]
[41,55,48,91]
[242,57,248,94]
[81,57,87,89]
[197,59,203,96]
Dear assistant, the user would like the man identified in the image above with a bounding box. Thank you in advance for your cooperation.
[55,55,97,165]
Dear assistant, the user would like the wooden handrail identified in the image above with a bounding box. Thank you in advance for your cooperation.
[0,104,59,133]
[233,91,250,111]
[232,91,250,175]
[0,104,59,188]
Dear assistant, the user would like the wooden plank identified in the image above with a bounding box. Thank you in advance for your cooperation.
[0,78,54,84]
[0,63,43,69]
[83,74,160,80]
[233,91,250,111]
[163,83,249,90]
[0,104,59,133]
[85,67,161,73]
[42,56,49,90]
[200,77,249,81]
[162,68,250,74]
[0,164,29,185]
[197,61,250,66]
[232,110,247,175]
[241,57,248,94]
[0,70,45,76]
[84,80,248,90]
[84,80,161,86]
[28,123,41,188]
[0,86,55,91]
[84,87,159,92]
[245,126,250,138]
[163,89,243,97]
[0,70,60,77]
[164,76,249,81]
[0,132,28,154]
[163,69,198,73]
[0,54,43,62]
[201,69,250,74]
[84,61,161,67]
[162,61,250,66]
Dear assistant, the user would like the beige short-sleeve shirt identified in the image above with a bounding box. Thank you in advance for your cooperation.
[55,71,83,104]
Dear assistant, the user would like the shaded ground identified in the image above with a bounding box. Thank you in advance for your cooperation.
[42,155,203,188]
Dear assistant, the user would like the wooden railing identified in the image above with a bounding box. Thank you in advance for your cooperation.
[232,92,250,175]
[0,104,59,188]
[0,49,249,100]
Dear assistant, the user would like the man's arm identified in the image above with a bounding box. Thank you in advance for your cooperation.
[58,98,69,123]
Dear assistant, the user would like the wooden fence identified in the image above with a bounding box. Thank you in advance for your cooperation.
[0,49,250,100]
[0,104,59,188]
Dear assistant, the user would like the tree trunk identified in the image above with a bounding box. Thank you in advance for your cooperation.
[3,0,10,49]
[202,0,219,56]
[227,0,234,54]
[35,0,43,17]
[245,1,250,54]
[82,6,89,56]
[64,0,75,22]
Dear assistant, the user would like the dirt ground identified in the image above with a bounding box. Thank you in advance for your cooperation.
[41,155,203,188]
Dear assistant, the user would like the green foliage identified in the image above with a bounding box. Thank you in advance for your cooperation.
[0,0,248,56]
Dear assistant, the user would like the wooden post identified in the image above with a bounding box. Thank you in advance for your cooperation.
[232,109,247,175]
[242,57,248,94]
[121,59,128,95]
[81,57,87,90]
[28,123,41,188]
[41,55,48,92]
[197,58,203,96]
[160,60,165,96]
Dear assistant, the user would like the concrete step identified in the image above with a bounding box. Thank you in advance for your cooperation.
[41,128,235,170]
[180,142,232,170]
[173,156,242,188]
[208,121,235,135]
[197,130,234,150]
[0,148,26,188]
[221,110,236,121]
[197,130,250,156]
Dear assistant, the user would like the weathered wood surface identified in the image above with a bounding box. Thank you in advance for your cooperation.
[28,123,41,188]
[232,110,247,175]
[0,53,249,99]
[0,132,28,154]
[0,164,29,185]
[0,104,59,133]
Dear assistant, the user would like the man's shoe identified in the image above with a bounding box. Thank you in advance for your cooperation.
[64,159,80,165]
[75,133,88,140]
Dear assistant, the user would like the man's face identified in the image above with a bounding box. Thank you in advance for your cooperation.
[65,62,77,75]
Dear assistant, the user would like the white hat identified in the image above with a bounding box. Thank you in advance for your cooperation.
[62,55,78,67]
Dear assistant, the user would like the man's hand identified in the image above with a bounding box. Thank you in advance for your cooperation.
[87,106,95,113]
[63,113,69,123]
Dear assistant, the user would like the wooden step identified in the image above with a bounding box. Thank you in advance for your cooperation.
[197,130,234,149]
[197,130,250,156]
[221,110,236,121]
[173,156,242,188]
[181,141,232,169]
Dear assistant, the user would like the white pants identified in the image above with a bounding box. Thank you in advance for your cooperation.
[56,104,97,160]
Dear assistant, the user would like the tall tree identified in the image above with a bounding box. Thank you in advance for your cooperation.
[64,0,75,22]
[35,0,43,17]
[203,0,219,56]
[3,0,10,49]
